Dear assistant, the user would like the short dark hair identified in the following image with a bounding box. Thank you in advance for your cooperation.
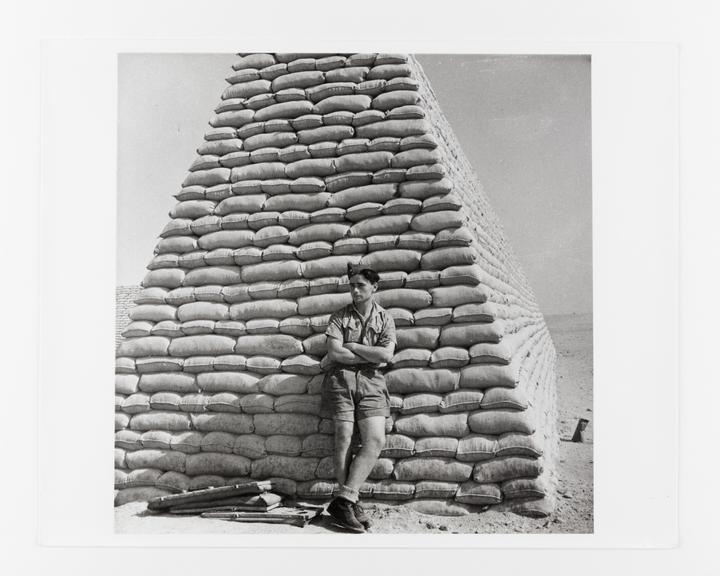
[354,268,380,284]
[347,263,380,284]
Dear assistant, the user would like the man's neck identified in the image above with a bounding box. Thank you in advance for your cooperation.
[353,299,374,318]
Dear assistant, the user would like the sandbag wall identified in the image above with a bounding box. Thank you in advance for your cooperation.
[115,52,558,516]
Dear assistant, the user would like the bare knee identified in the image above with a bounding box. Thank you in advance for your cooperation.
[362,430,385,456]
[334,421,354,446]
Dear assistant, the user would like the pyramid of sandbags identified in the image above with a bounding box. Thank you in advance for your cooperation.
[115,53,559,517]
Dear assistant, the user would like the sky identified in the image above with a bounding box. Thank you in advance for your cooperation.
[117,53,591,315]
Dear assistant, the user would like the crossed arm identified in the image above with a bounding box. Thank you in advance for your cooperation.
[326,336,395,365]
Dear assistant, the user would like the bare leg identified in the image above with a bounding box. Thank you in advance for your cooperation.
[333,420,354,487]
[344,416,386,493]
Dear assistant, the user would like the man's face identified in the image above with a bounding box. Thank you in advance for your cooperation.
[349,273,377,305]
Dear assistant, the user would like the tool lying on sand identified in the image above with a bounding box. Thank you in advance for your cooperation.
[167,492,283,515]
[147,481,274,512]
[202,504,325,527]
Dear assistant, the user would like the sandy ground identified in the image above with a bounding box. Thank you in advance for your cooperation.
[115,313,593,534]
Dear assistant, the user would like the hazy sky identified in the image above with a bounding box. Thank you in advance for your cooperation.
[117,53,591,315]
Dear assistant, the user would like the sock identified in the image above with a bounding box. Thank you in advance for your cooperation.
[336,484,359,504]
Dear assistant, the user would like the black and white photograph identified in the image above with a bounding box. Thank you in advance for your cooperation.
[113,52,593,534]
[22,1,712,573]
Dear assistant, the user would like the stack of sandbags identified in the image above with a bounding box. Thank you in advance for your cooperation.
[115,53,558,517]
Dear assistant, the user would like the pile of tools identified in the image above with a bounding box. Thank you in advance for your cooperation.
[146,481,324,526]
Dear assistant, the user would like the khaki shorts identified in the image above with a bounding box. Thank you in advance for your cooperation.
[321,366,390,423]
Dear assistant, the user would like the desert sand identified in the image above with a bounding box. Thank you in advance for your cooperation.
[115,312,593,534]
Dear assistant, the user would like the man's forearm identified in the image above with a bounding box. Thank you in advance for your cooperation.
[328,347,364,365]
[346,343,392,364]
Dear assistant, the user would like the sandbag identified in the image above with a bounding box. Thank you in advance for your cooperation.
[421,247,477,271]
[401,393,442,415]
[455,482,503,505]
[371,480,416,500]
[356,119,427,139]
[395,327,439,350]
[138,373,198,394]
[306,81,355,103]
[121,393,150,414]
[206,392,242,413]
[155,471,191,493]
[265,434,303,456]
[393,457,472,482]
[245,356,282,374]
[430,347,470,369]
[386,368,458,394]
[381,434,415,458]
[168,335,235,357]
[467,410,535,435]
[251,456,319,482]
[398,178,453,200]
[297,293,352,316]
[453,303,498,323]
[315,95,372,115]
[298,125,355,145]
[116,430,143,451]
[472,456,542,484]
[116,374,139,395]
[368,458,395,480]
[126,449,186,473]
[135,357,184,374]
[459,364,518,389]
[302,434,335,458]
[183,266,243,286]
[176,302,229,322]
[430,285,489,307]
[272,70,324,91]
[142,269,185,289]
[480,387,528,410]
[240,261,303,283]
[360,249,421,273]
[140,430,174,449]
[296,480,336,499]
[389,348,430,369]
[253,413,319,436]
[413,436,459,458]
[231,162,286,182]
[238,393,275,414]
[253,100,314,122]
[233,434,267,459]
[178,393,210,413]
[374,289,431,311]
[191,413,254,435]
[235,335,304,359]
[349,214,412,237]
[439,265,484,286]
[438,390,484,414]
[501,478,547,500]
[197,372,260,394]
[456,434,497,462]
[166,432,203,454]
[129,412,191,432]
[326,66,369,83]
[495,434,543,458]
[440,322,505,346]
[117,337,170,358]
[181,167,232,187]
[229,300,298,321]
[414,307,452,326]
[331,185,398,212]
[411,210,464,233]
[185,453,251,477]
[394,413,469,438]
[279,316,314,337]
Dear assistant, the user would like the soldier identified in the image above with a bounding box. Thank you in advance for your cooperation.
[320,263,397,532]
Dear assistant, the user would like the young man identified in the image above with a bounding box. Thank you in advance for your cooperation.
[320,263,396,533]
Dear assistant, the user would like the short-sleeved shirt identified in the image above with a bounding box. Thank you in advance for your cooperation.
[325,301,396,367]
